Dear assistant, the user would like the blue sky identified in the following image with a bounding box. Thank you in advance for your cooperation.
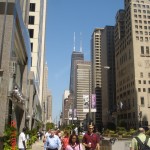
[45,0,124,123]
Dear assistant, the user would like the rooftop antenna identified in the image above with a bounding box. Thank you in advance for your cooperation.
[80,32,82,52]
[73,32,75,51]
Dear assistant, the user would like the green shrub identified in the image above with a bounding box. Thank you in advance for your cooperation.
[3,124,18,150]
[110,134,118,137]
[109,130,115,134]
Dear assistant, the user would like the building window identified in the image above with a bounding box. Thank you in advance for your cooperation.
[146,47,149,54]
[148,73,150,78]
[29,16,35,25]
[141,46,144,54]
[28,29,34,38]
[31,42,33,52]
[143,80,146,84]
[140,72,143,78]
[138,80,141,84]
[138,88,141,92]
[148,88,150,93]
[30,3,35,12]
[141,97,144,105]
[143,88,146,92]
[31,57,32,66]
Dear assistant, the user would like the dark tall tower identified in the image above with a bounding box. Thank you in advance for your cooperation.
[69,51,84,93]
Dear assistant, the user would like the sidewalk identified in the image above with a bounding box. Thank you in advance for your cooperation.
[31,140,44,150]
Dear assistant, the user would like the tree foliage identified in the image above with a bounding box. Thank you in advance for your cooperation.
[46,122,55,131]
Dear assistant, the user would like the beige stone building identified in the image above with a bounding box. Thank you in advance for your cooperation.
[91,28,104,130]
[62,90,70,125]
[114,0,150,129]
[74,60,91,124]
[28,0,47,108]
[46,90,52,123]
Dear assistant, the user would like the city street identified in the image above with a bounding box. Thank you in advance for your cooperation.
[31,140,44,150]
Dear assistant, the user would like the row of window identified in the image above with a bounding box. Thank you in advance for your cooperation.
[138,80,150,84]
[140,72,150,78]
[135,30,150,35]
[134,9,150,13]
[138,88,150,93]
[29,3,35,68]
[135,20,150,24]
[134,14,150,19]
[135,25,150,30]
[136,36,150,41]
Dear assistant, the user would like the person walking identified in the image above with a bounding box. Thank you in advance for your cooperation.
[61,131,69,150]
[43,129,51,150]
[65,134,83,150]
[82,123,100,150]
[130,127,150,150]
[45,129,61,150]
[18,127,27,150]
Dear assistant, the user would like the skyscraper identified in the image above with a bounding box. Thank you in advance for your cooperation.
[91,28,104,130]
[114,0,150,128]
[101,26,116,128]
[69,51,84,94]
[43,63,52,125]
[28,0,47,106]
[74,60,91,124]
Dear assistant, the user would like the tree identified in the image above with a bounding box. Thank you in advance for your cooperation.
[46,122,55,131]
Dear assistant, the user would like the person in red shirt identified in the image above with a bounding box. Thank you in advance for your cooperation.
[82,123,100,150]
[61,131,69,150]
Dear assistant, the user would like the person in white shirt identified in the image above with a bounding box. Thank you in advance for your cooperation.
[43,129,51,150]
[18,127,26,150]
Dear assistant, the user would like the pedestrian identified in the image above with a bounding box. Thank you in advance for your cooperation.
[130,127,150,150]
[40,131,43,140]
[37,131,41,140]
[45,129,61,150]
[43,129,51,150]
[61,131,69,150]
[18,127,27,150]
[56,129,62,139]
[65,133,83,150]
[82,123,100,150]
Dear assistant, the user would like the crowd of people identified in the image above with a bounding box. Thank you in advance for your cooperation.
[17,123,150,150]
[42,123,100,150]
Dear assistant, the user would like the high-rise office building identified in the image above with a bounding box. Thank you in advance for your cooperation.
[43,62,52,125]
[74,60,91,124]
[62,90,70,125]
[47,90,52,123]
[69,51,84,94]
[114,0,150,128]
[91,28,104,130]
[101,26,116,128]
[28,0,47,106]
